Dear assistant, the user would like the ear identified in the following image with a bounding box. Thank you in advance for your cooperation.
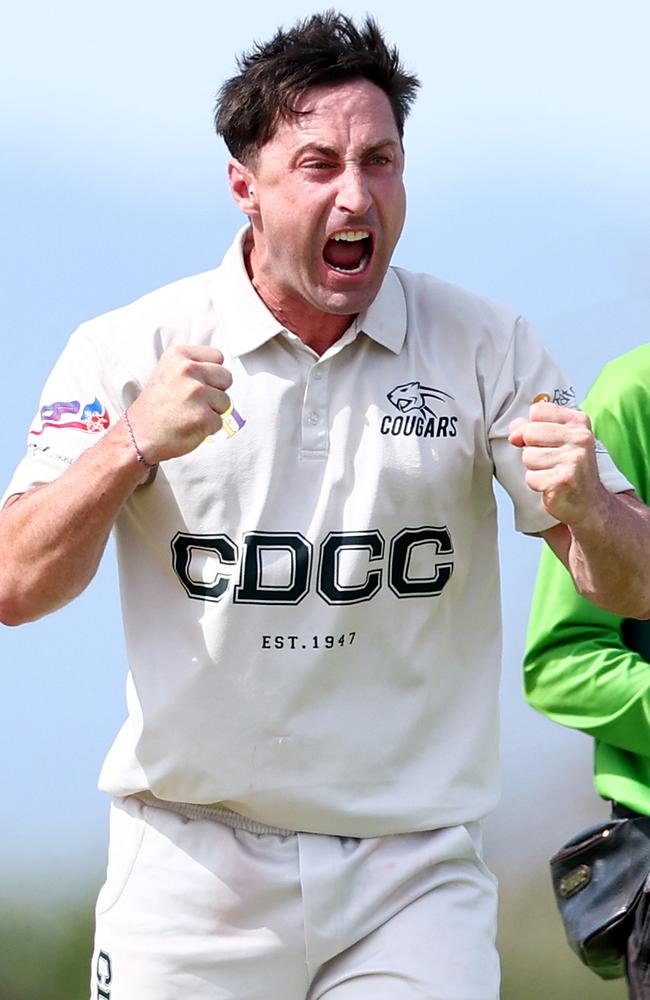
[228,159,259,216]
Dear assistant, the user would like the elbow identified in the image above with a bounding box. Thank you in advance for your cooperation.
[0,570,66,626]
[0,564,96,626]
[0,577,19,625]
[569,565,650,619]
[0,586,38,627]
[0,604,29,628]
[634,583,650,620]
[1,614,28,628]
[0,557,38,625]
[575,585,650,620]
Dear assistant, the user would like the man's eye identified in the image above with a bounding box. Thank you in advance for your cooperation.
[369,155,390,166]
[305,161,333,170]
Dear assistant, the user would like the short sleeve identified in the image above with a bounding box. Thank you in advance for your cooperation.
[1,325,138,506]
[486,317,632,534]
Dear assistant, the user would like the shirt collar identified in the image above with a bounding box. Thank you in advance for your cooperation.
[210,227,285,358]
[211,226,407,358]
[354,267,407,355]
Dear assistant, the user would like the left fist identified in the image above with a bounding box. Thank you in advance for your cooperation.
[508,402,603,525]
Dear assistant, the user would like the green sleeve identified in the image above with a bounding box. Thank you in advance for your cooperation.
[524,346,650,757]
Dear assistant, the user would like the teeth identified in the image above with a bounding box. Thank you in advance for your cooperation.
[331,230,369,242]
[330,252,371,274]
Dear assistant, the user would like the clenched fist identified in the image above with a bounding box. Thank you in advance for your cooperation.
[508,401,607,527]
[125,345,233,464]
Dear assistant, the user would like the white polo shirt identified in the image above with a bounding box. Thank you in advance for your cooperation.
[3,228,630,836]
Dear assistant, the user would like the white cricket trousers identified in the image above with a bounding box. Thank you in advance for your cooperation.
[90,796,500,999]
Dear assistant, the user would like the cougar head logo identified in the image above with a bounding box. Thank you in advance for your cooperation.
[387,382,453,417]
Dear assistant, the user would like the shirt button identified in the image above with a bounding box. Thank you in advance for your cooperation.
[307,411,319,425]
[313,368,323,381]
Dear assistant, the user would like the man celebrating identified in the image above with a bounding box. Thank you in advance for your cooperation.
[1,13,649,999]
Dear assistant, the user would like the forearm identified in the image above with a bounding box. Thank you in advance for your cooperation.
[0,419,146,625]
[0,344,233,627]
[545,491,650,619]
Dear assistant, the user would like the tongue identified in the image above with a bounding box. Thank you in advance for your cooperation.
[323,238,367,270]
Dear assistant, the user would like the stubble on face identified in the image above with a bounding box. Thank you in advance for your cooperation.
[241,79,406,351]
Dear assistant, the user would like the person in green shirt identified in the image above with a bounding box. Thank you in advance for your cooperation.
[525,343,650,997]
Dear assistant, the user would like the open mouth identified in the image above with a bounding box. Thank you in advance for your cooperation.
[322,230,372,274]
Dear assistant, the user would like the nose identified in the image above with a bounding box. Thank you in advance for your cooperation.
[335,164,372,217]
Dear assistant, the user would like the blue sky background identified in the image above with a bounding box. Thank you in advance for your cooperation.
[1,0,649,903]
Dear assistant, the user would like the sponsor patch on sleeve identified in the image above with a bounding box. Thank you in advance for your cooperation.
[531,386,577,407]
[29,397,110,436]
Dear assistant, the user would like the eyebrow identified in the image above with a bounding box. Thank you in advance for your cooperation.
[294,139,401,160]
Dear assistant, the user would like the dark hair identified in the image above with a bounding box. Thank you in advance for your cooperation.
[214,11,420,163]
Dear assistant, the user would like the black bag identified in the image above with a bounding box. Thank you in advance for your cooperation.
[550,815,650,979]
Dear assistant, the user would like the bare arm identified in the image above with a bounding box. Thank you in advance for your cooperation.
[0,345,232,626]
[0,427,147,624]
[509,401,650,619]
[539,492,650,618]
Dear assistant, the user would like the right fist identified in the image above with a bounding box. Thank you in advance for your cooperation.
[125,345,233,463]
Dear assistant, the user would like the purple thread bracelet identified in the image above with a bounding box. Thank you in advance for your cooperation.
[123,409,157,469]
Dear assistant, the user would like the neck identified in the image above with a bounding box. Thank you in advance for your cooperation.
[245,244,355,356]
